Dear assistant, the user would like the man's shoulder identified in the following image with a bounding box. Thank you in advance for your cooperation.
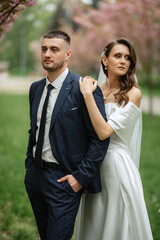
[29,78,45,93]
[67,71,82,94]
[68,71,103,98]
[68,71,81,83]
[31,78,45,88]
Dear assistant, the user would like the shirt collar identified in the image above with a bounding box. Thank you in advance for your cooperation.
[46,68,69,89]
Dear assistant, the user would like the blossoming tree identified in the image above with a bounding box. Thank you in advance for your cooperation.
[0,0,36,38]
[65,0,160,116]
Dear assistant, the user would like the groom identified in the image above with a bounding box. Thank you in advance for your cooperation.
[24,30,109,240]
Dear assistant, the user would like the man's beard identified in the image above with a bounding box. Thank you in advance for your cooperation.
[42,60,65,72]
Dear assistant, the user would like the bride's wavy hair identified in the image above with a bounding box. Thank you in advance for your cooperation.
[101,38,139,106]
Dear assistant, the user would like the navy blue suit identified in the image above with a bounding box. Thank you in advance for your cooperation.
[25,71,109,240]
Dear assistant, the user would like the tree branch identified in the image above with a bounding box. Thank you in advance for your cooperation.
[0,2,20,18]
[0,2,20,27]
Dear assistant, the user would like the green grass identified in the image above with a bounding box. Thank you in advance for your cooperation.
[0,94,39,240]
[0,94,160,240]
[140,113,160,239]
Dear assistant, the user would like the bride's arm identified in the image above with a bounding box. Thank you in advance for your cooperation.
[79,77,114,140]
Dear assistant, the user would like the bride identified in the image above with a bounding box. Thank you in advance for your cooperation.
[76,38,153,240]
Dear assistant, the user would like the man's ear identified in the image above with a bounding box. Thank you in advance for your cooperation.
[66,49,71,61]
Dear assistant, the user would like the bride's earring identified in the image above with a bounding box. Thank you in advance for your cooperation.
[105,66,107,70]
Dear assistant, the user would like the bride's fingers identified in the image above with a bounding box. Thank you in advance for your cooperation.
[93,80,98,87]
[79,77,83,85]
[84,77,95,83]
[88,78,96,83]
[79,76,97,88]
[79,77,88,83]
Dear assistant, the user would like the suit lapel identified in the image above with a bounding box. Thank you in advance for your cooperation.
[50,72,74,128]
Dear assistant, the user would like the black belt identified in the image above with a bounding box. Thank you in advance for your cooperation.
[33,158,61,170]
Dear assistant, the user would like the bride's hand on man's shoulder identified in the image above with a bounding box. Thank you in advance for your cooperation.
[79,76,98,96]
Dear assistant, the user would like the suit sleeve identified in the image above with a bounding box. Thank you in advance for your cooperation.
[25,84,34,170]
[72,86,110,188]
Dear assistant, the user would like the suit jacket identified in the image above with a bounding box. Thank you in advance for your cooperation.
[25,71,109,193]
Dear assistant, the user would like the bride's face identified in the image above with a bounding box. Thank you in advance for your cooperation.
[103,44,131,78]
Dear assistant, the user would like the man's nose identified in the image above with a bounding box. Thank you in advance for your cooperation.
[45,49,51,57]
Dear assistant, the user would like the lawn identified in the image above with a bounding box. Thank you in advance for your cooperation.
[0,94,160,240]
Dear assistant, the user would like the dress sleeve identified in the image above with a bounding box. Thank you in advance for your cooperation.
[108,102,141,145]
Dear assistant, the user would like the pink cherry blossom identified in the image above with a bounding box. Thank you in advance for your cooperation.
[64,0,160,116]
[0,0,36,37]
[12,0,19,3]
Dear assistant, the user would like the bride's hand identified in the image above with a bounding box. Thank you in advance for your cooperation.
[79,76,98,97]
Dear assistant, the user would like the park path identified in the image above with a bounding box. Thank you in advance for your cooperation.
[0,75,160,116]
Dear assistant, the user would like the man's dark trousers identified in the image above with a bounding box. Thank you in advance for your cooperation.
[25,163,82,240]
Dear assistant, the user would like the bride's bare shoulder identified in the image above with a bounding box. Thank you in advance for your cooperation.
[128,87,142,108]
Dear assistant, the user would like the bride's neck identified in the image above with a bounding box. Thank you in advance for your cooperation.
[106,77,120,91]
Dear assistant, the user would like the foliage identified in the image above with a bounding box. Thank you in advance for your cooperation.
[0,0,55,76]
[60,0,160,116]
[64,0,160,77]
[0,0,36,38]
[0,0,103,76]
[0,94,159,239]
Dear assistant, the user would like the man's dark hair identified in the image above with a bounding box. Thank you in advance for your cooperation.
[43,30,70,45]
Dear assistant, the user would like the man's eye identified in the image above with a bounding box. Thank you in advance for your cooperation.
[51,48,58,52]
[42,48,46,52]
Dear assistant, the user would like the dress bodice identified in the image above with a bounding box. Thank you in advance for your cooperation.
[105,102,141,151]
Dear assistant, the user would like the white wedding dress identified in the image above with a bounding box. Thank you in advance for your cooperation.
[75,101,153,240]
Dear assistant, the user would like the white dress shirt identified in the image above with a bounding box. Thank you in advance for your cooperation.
[33,68,69,163]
